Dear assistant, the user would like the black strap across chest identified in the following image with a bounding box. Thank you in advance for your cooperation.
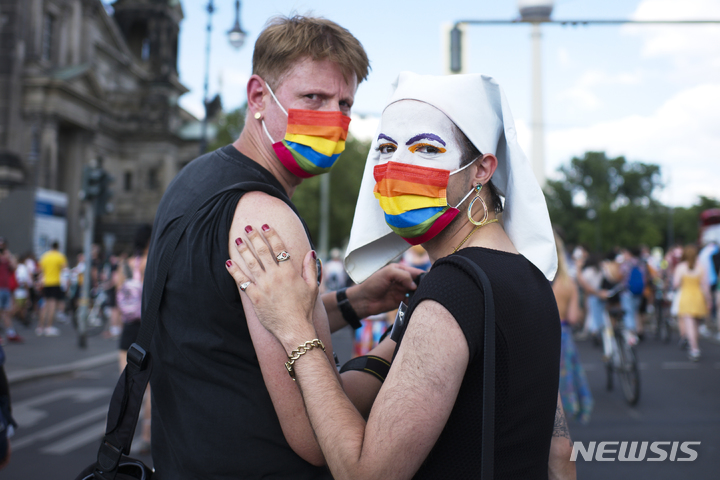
[416,255,497,480]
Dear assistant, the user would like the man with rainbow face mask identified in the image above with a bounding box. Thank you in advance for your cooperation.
[226,72,576,479]
[144,16,421,479]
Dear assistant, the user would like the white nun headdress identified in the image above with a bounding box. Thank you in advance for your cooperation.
[344,72,557,282]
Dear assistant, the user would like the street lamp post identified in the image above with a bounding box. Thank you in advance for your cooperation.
[449,6,720,188]
[530,20,546,186]
[228,0,247,50]
[199,0,215,155]
[518,1,555,188]
[199,0,247,155]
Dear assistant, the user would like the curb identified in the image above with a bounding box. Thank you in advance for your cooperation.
[7,352,118,386]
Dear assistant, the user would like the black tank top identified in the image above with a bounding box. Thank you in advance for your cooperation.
[401,247,560,479]
[144,145,330,479]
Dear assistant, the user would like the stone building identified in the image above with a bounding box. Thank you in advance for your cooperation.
[0,0,201,256]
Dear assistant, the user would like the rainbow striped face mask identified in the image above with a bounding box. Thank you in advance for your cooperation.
[373,160,477,245]
[262,83,351,178]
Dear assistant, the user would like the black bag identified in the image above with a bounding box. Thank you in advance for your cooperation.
[75,457,152,480]
[75,180,282,480]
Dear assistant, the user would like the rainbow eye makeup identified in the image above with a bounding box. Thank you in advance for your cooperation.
[376,134,398,154]
[378,143,397,154]
[408,143,447,154]
[405,133,447,154]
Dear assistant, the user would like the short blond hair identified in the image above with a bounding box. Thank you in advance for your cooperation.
[252,15,370,89]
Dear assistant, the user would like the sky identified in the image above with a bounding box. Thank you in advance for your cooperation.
[160,0,718,207]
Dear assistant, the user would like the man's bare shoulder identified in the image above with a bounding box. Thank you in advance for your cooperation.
[231,191,311,252]
[235,191,296,225]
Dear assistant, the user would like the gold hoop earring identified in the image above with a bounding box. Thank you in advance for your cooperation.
[254,112,262,120]
[468,184,494,226]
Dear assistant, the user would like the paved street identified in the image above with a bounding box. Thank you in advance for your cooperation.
[2,362,152,478]
[571,335,720,479]
[1,319,719,478]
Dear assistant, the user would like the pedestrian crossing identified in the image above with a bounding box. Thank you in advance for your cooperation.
[40,421,107,455]
[12,387,112,455]
[12,406,107,452]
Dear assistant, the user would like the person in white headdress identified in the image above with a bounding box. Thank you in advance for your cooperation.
[226,72,575,479]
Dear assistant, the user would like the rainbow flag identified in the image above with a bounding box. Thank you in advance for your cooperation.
[373,162,459,245]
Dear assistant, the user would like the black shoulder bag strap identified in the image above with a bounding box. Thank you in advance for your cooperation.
[435,255,495,480]
[90,180,287,480]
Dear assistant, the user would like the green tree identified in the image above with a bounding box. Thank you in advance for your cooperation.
[671,196,720,246]
[545,151,664,252]
[291,136,371,250]
[208,104,246,151]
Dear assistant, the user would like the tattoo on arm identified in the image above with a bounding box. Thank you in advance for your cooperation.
[553,404,571,440]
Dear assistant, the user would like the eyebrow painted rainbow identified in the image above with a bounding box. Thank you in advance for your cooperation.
[378,134,397,144]
[406,133,446,146]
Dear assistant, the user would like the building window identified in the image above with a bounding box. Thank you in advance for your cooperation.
[41,13,55,62]
[141,38,151,61]
[148,168,159,190]
[124,171,133,192]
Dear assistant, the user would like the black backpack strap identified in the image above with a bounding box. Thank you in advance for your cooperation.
[435,255,495,480]
[93,180,285,479]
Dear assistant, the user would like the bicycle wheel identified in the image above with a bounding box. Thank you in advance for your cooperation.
[617,334,640,406]
[659,310,671,344]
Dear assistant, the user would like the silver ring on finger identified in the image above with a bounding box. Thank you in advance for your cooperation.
[239,281,251,292]
[276,251,291,262]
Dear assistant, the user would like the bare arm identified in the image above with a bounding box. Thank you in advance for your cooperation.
[7,252,17,270]
[226,227,469,480]
[285,300,467,480]
[672,263,685,290]
[699,265,712,309]
[549,393,577,480]
[575,269,594,295]
[567,282,581,326]
[322,264,421,334]
[339,336,396,419]
[228,192,334,466]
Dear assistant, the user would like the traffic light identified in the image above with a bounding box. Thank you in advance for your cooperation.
[80,165,102,200]
[97,170,114,215]
[79,165,114,214]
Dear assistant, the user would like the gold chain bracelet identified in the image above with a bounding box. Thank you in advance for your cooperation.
[285,339,325,381]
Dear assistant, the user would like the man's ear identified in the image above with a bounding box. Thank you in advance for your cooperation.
[247,75,267,118]
[472,153,498,185]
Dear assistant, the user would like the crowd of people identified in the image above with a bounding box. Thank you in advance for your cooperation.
[0,237,71,342]
[1,11,718,479]
[0,231,160,347]
[569,240,719,362]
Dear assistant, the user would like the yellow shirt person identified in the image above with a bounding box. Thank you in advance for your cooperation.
[39,247,67,287]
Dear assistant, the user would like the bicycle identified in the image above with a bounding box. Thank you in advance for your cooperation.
[75,285,111,337]
[601,291,641,406]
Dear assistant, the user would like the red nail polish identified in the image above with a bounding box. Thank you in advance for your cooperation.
[226,260,232,267]
[245,225,253,233]
[311,250,317,259]
[235,237,243,245]
[262,224,270,231]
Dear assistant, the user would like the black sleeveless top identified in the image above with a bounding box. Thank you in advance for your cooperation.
[144,145,331,479]
[400,247,561,479]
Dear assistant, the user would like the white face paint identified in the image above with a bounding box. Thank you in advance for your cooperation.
[376,100,463,170]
